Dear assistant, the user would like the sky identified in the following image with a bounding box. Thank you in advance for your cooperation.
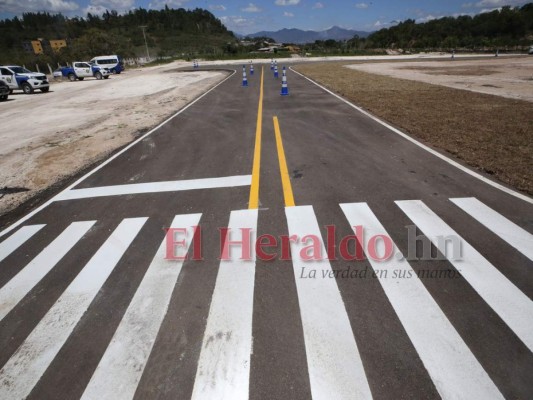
[0,0,530,34]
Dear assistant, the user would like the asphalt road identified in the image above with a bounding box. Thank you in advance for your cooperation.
[0,63,532,400]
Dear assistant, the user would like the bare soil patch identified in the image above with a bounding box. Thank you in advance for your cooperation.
[294,61,533,195]
[346,57,533,102]
[0,63,227,217]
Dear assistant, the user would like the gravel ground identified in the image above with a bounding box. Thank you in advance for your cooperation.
[0,61,227,216]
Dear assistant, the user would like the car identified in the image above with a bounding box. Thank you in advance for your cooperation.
[55,62,111,81]
[0,65,49,94]
[0,80,9,101]
[89,55,124,74]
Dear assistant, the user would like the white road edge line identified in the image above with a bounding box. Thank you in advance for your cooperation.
[191,209,258,400]
[285,205,372,400]
[450,197,533,261]
[0,69,236,239]
[0,217,147,400]
[289,67,533,205]
[0,221,96,322]
[82,213,201,400]
[0,224,45,263]
[396,200,533,352]
[340,202,503,400]
[55,175,252,201]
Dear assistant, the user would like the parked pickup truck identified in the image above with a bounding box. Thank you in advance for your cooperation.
[53,62,111,81]
[0,65,49,94]
[0,80,9,101]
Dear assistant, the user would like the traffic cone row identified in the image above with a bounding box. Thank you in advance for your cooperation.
[240,60,289,96]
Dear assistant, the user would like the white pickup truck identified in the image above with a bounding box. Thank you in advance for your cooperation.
[0,65,50,94]
[53,62,111,81]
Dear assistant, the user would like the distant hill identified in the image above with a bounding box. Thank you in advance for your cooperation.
[246,26,370,43]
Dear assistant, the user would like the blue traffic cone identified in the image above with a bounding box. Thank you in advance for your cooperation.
[242,65,248,87]
[270,59,274,70]
[281,67,289,96]
[274,65,278,78]
[250,63,254,75]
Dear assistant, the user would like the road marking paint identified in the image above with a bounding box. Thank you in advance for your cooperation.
[340,202,504,400]
[273,117,295,207]
[285,205,372,400]
[290,67,533,205]
[0,69,236,239]
[249,67,264,209]
[0,224,45,263]
[396,200,533,352]
[54,175,252,201]
[0,221,96,322]
[450,197,533,261]
[192,209,258,400]
[82,214,201,400]
[0,217,147,400]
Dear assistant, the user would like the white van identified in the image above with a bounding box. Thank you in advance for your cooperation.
[89,55,124,74]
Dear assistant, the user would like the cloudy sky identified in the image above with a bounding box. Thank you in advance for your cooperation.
[0,0,529,33]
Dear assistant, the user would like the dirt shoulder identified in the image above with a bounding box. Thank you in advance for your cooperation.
[0,62,228,217]
[294,59,533,195]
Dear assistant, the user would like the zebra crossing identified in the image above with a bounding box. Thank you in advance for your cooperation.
[0,197,531,399]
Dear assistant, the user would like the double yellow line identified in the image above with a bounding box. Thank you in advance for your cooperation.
[248,67,295,209]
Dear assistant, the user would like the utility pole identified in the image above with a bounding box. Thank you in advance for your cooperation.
[139,25,150,63]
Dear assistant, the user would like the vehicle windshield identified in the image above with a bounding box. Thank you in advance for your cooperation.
[10,66,32,74]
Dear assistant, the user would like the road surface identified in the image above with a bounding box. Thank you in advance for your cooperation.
[0,64,531,400]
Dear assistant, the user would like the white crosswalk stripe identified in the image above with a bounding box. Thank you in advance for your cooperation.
[81,214,201,400]
[192,209,258,400]
[451,197,533,261]
[0,224,45,263]
[0,218,147,400]
[0,197,530,399]
[0,221,96,322]
[285,205,372,400]
[340,202,504,400]
[396,200,533,352]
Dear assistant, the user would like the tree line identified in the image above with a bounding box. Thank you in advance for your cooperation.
[0,3,532,68]
[0,7,235,67]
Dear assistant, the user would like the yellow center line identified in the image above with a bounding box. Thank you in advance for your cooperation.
[273,116,296,207]
[248,67,264,209]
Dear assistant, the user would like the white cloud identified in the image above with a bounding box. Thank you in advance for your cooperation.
[312,2,324,9]
[373,19,399,28]
[0,0,79,13]
[219,15,256,30]
[148,0,189,10]
[275,0,300,6]
[242,3,261,12]
[209,4,226,11]
[474,0,528,7]
[283,11,294,17]
[355,2,369,9]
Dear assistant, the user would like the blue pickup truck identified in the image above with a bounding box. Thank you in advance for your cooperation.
[53,62,111,81]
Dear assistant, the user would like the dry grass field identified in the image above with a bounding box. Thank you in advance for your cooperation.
[295,61,533,195]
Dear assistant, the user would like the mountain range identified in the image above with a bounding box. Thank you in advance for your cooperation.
[243,26,370,44]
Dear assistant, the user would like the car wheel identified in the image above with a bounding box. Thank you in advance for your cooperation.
[95,72,103,80]
[41,87,49,93]
[0,94,7,101]
[21,82,33,94]
[68,73,76,82]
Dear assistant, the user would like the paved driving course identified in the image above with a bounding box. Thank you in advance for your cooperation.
[0,64,532,400]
